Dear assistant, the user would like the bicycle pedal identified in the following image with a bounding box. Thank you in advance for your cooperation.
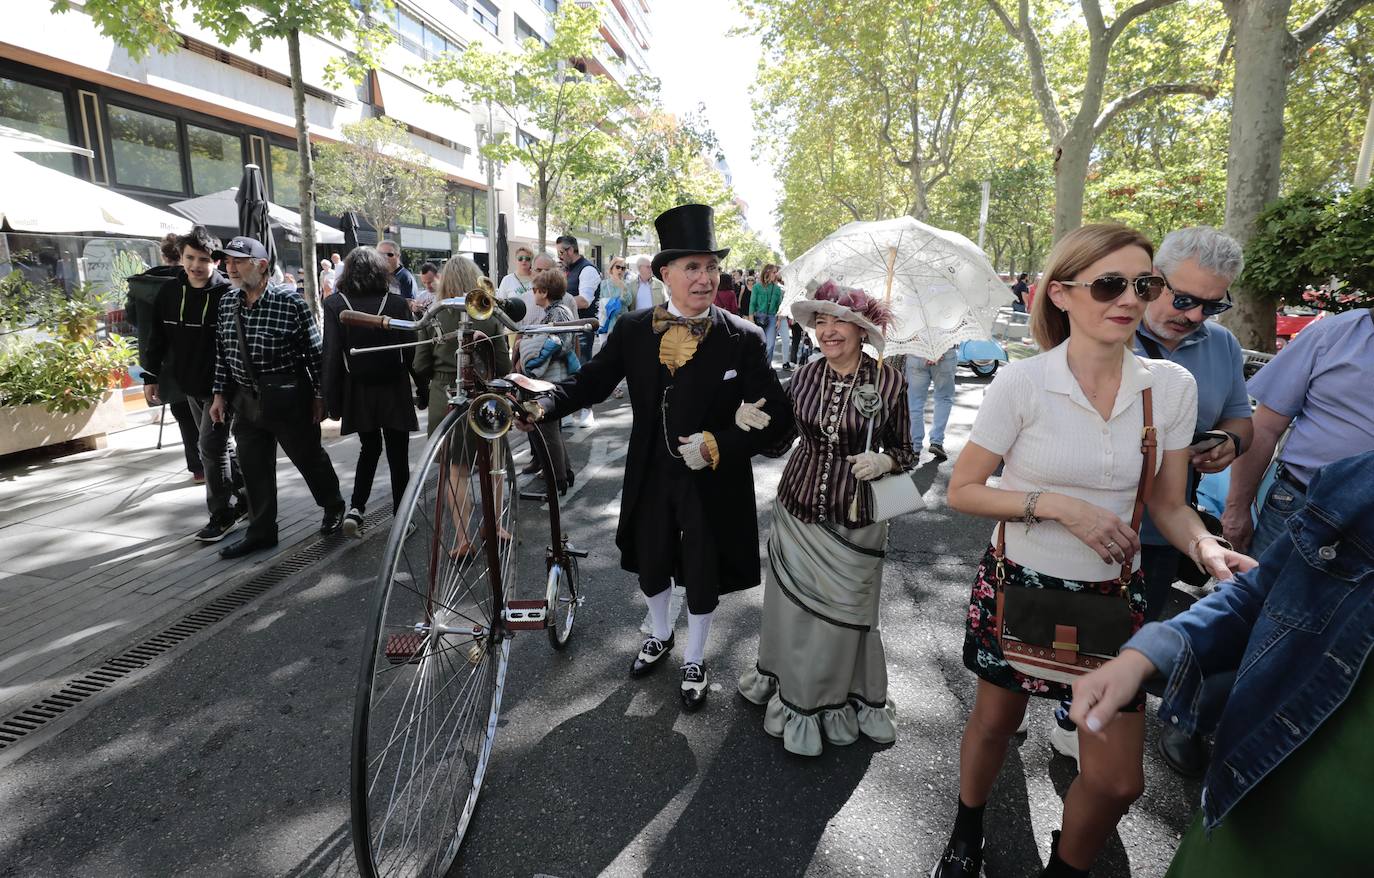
[564,544,590,559]
[384,632,425,664]
[503,600,547,629]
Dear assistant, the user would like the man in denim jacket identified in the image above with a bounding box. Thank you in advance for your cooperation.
[1069,450,1374,874]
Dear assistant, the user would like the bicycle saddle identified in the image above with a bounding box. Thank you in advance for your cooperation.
[505,373,556,396]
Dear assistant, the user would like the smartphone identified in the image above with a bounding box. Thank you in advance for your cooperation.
[1189,430,1228,454]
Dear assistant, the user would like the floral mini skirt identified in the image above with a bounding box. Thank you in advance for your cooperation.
[963,545,1147,712]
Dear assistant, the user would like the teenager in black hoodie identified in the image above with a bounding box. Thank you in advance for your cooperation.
[142,226,245,541]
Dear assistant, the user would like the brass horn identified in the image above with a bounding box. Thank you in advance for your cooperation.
[467,392,515,439]
[463,285,495,321]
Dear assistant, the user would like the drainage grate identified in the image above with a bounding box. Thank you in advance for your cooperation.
[0,508,390,750]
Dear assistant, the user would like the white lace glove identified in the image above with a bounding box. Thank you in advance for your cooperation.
[679,432,712,471]
[847,451,894,481]
[735,398,771,431]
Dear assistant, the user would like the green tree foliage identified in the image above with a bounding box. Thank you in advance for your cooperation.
[1241,185,1374,308]
[421,1,655,250]
[314,117,448,241]
[748,0,1016,255]
[554,110,719,257]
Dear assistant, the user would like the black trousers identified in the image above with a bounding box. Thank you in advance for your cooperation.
[168,400,202,474]
[186,395,244,518]
[352,428,410,514]
[633,461,719,615]
[232,390,343,542]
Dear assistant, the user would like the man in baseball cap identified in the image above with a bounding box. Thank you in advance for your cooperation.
[213,236,270,262]
[208,235,345,559]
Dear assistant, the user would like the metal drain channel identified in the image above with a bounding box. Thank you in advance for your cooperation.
[0,508,390,750]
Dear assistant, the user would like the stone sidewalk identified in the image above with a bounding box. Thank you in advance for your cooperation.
[0,406,429,720]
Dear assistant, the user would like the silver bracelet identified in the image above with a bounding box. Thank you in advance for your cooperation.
[1023,490,1043,532]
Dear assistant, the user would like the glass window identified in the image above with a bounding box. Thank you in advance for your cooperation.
[0,77,75,175]
[544,0,559,13]
[472,187,488,236]
[473,0,499,35]
[270,145,300,206]
[515,15,545,46]
[423,28,447,56]
[517,183,536,220]
[448,0,469,11]
[399,12,423,44]
[187,124,241,195]
[107,104,182,192]
[451,186,474,233]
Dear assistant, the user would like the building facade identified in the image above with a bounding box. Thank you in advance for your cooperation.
[1,0,655,282]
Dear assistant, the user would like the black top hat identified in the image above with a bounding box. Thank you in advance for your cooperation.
[651,204,730,280]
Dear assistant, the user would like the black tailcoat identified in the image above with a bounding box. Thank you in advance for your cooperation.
[548,305,795,592]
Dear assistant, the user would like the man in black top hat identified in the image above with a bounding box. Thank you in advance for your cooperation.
[208,236,346,559]
[524,204,795,710]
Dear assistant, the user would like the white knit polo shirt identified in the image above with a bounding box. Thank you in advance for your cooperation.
[968,341,1197,582]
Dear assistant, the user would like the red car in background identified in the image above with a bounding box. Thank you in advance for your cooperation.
[1275,307,1321,349]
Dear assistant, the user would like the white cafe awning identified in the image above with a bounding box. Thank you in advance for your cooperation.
[169,187,344,244]
[0,123,94,157]
[0,151,191,238]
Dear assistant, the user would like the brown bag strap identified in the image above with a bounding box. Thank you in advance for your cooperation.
[996,386,1156,586]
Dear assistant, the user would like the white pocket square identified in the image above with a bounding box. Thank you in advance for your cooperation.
[723,369,738,380]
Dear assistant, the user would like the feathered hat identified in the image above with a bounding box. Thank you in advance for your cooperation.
[790,280,893,353]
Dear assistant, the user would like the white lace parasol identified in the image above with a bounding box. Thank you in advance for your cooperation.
[780,216,1012,360]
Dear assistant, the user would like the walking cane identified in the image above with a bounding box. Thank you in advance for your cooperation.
[156,403,166,450]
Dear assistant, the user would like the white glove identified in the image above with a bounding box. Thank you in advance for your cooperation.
[679,432,712,471]
[735,398,771,431]
[847,451,894,481]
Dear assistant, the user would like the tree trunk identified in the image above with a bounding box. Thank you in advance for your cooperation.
[537,174,549,252]
[287,29,318,320]
[1053,138,1092,241]
[1221,0,1293,353]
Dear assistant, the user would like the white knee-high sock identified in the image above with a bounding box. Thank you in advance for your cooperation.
[645,588,672,640]
[684,611,713,665]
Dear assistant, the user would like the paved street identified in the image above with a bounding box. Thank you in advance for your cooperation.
[0,372,1199,877]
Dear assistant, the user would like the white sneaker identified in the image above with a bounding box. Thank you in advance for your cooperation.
[576,409,597,429]
[1049,721,1080,767]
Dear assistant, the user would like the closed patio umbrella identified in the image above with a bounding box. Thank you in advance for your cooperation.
[496,212,509,281]
[340,211,359,252]
[236,164,277,271]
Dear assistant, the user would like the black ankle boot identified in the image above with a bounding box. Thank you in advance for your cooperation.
[1038,830,1090,878]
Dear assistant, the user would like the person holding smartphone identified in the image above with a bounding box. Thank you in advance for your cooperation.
[1046,228,1255,778]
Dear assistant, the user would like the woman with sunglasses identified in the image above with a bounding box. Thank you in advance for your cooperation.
[930,224,1255,878]
[498,245,539,327]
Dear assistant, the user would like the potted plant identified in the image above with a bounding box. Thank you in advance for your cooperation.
[0,266,135,456]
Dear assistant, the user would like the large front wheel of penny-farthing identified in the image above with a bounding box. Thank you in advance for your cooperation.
[350,403,519,878]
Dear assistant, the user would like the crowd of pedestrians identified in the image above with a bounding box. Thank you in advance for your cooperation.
[113,195,1374,876]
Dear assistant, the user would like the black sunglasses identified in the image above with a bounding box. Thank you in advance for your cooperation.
[1059,274,1166,303]
[1162,275,1233,316]
[516,255,532,262]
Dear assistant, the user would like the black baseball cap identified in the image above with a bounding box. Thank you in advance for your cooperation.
[214,236,268,260]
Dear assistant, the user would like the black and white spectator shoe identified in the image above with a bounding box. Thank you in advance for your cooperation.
[680,662,709,712]
[630,633,674,677]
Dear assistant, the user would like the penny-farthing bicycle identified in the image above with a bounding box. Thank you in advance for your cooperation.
[339,291,595,878]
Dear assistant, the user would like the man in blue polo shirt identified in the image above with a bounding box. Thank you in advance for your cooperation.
[1049,227,1254,777]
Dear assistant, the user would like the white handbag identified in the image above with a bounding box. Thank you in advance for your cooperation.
[868,469,927,521]
[857,414,926,522]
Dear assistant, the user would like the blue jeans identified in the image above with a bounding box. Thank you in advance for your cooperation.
[905,348,957,447]
[759,314,779,363]
[1251,467,1307,557]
